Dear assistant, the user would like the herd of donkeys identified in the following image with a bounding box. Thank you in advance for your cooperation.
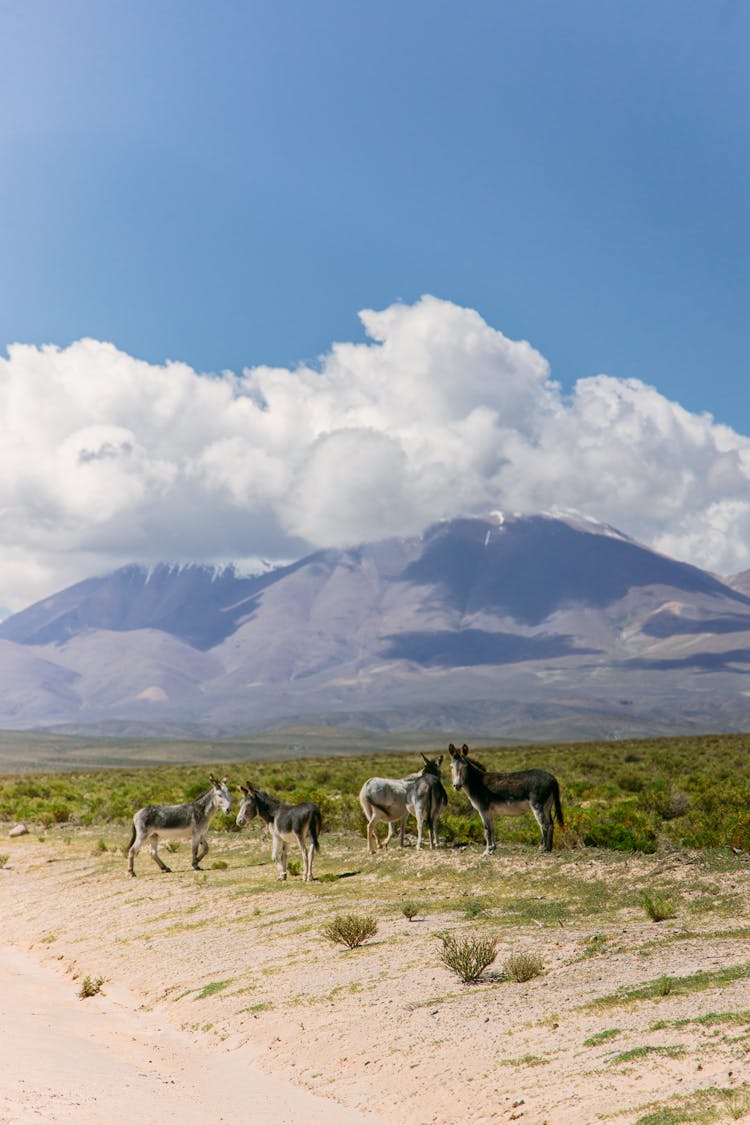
[126,743,564,880]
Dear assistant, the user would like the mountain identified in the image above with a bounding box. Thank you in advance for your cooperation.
[3,512,750,741]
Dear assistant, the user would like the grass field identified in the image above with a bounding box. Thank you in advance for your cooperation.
[1,730,749,854]
[3,729,750,1123]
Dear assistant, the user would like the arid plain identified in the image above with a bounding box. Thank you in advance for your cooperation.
[2,818,750,1124]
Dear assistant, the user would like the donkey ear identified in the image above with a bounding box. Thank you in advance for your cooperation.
[209,773,218,784]
[436,755,443,767]
[461,744,469,756]
[448,743,456,753]
[421,752,429,764]
[239,784,248,795]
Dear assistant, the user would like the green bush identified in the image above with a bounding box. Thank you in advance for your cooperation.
[439,933,499,983]
[581,805,657,853]
[322,914,378,949]
[502,951,544,982]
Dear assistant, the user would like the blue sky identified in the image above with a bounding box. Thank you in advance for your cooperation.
[0,1,749,609]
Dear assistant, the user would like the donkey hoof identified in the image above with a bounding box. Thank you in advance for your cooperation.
[162,866,172,873]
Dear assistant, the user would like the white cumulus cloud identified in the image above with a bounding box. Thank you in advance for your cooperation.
[1,294,749,612]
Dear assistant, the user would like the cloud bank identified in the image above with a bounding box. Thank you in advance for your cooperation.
[2,294,749,612]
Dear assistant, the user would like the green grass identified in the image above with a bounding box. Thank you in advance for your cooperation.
[2,731,750,854]
[610,1044,686,1065]
[583,1027,622,1046]
[194,979,233,1000]
[587,963,750,1010]
[634,1083,750,1124]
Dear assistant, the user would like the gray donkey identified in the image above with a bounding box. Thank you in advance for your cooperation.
[449,742,563,854]
[236,783,322,882]
[127,774,232,876]
[359,754,447,852]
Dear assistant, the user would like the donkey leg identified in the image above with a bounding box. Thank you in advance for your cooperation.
[193,834,209,870]
[429,815,438,849]
[531,800,554,852]
[149,835,172,873]
[272,835,287,880]
[298,833,315,882]
[366,818,379,853]
[294,832,309,880]
[415,812,424,850]
[127,835,141,876]
[481,813,496,855]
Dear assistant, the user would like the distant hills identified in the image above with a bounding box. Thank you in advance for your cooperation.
[2,512,750,741]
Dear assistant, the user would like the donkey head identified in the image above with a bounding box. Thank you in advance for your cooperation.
[420,753,444,777]
[236,781,259,828]
[209,774,232,814]
[448,743,470,790]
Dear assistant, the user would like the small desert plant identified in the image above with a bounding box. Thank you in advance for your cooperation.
[502,951,545,982]
[210,859,228,870]
[285,859,302,877]
[322,913,378,949]
[583,1027,621,1047]
[439,933,499,983]
[641,891,676,922]
[164,841,180,854]
[462,897,488,920]
[728,1088,750,1120]
[401,900,421,921]
[655,974,673,996]
[195,979,232,1000]
[78,975,105,999]
[0,853,9,869]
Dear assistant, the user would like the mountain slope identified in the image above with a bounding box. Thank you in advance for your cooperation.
[2,513,750,739]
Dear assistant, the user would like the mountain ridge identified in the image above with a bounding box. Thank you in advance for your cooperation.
[2,512,750,740]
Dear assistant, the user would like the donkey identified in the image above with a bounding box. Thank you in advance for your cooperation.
[236,783,321,882]
[407,756,448,850]
[449,743,563,854]
[127,774,232,876]
[359,755,447,853]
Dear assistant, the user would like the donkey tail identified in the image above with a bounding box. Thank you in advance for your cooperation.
[126,822,136,853]
[310,808,322,851]
[552,778,564,828]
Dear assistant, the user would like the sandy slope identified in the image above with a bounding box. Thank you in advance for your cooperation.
[0,947,386,1125]
[2,828,750,1124]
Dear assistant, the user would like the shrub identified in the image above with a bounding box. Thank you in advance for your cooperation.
[285,859,302,877]
[641,891,677,922]
[462,897,488,920]
[322,914,378,949]
[439,933,499,983]
[582,805,657,853]
[78,975,105,999]
[40,801,72,827]
[401,900,420,921]
[502,951,544,982]
[0,853,9,869]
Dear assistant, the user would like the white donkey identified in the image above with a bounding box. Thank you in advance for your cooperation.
[359,755,447,853]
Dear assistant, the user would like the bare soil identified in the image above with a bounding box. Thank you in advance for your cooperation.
[2,827,750,1124]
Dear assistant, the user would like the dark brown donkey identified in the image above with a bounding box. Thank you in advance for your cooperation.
[448,743,563,854]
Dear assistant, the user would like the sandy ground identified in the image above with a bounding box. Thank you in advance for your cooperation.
[2,827,750,1124]
[0,945,383,1125]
